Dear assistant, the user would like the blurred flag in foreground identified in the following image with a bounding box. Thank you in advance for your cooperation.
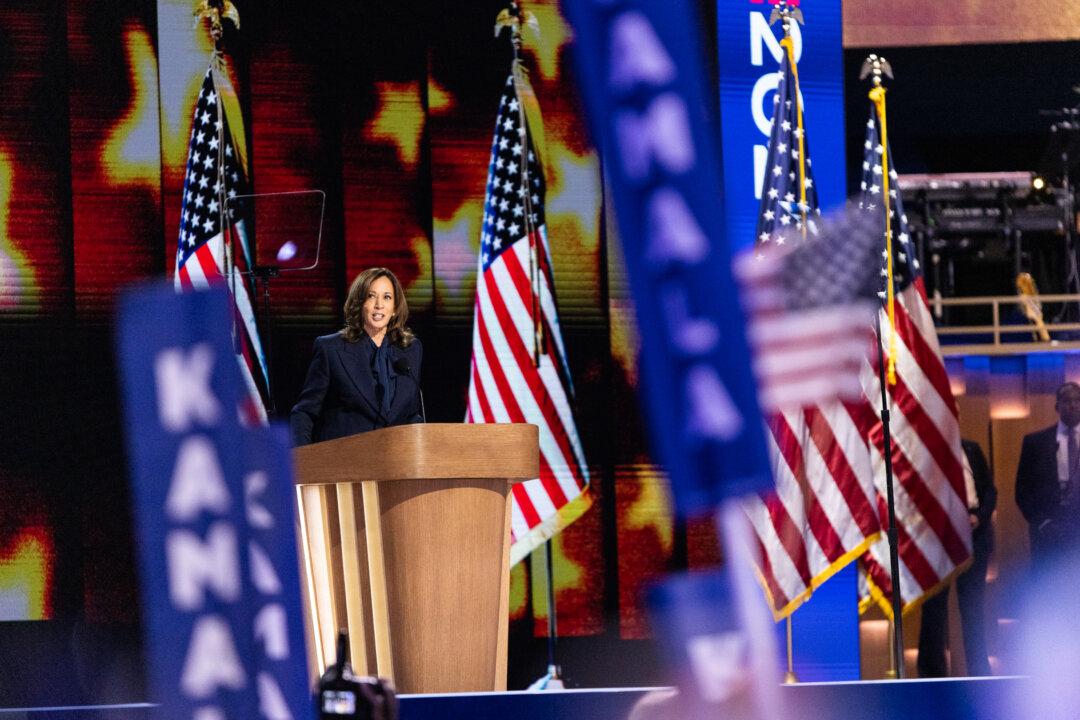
[741,210,881,413]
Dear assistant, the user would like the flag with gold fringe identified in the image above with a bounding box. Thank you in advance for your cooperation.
[464,58,590,565]
[742,31,881,620]
[856,95,972,616]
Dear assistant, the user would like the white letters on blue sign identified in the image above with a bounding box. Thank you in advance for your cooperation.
[686,365,743,441]
[602,5,744,446]
[750,73,780,138]
[749,12,800,68]
[615,94,696,180]
[749,12,801,199]
[181,615,248,697]
[663,288,720,355]
[166,435,231,521]
[124,285,309,720]
[646,188,709,264]
[609,12,677,90]
[250,542,283,594]
[257,673,293,720]
[244,471,274,529]
[166,523,242,610]
[245,459,295,719]
[154,344,221,431]
[254,604,290,660]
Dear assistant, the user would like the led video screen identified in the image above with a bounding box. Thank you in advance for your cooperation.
[0,1,720,661]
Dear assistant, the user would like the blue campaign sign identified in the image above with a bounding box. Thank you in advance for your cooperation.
[646,572,750,709]
[716,0,846,252]
[116,283,310,720]
[561,0,772,515]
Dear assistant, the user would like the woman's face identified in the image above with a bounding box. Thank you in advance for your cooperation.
[362,275,396,337]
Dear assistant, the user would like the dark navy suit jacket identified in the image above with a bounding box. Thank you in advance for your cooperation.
[290,332,423,446]
[1015,425,1061,559]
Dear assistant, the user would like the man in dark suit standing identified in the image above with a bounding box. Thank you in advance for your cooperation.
[1016,381,1080,565]
[918,438,996,677]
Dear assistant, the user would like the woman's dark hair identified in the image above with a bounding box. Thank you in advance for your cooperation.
[341,267,414,347]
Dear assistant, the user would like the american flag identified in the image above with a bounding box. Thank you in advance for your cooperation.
[856,109,972,614]
[737,42,882,619]
[174,66,268,425]
[465,71,590,565]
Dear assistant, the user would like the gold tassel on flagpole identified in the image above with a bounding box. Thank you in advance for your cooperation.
[866,61,898,386]
[780,42,807,239]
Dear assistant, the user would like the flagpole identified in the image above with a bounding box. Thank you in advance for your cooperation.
[874,312,905,678]
[497,2,563,690]
[200,2,239,365]
[773,2,804,684]
[862,53,905,678]
[784,617,796,684]
[777,18,807,239]
[198,0,277,417]
[499,1,545,367]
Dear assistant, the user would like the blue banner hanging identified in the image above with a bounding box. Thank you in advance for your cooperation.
[561,0,772,513]
[116,283,311,720]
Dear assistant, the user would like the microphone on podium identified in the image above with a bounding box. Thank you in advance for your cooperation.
[393,358,426,422]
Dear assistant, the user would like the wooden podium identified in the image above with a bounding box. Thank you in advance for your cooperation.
[292,423,538,694]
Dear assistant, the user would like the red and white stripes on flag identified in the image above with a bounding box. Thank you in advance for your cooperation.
[856,107,971,614]
[744,401,883,619]
[858,278,972,614]
[465,71,590,565]
[173,66,268,426]
[746,27,887,619]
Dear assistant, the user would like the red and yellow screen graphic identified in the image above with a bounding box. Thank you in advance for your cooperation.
[0,526,54,621]
[0,0,723,636]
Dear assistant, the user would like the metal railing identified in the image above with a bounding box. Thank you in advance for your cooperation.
[931,293,1080,355]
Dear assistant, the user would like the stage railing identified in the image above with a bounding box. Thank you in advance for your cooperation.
[930,293,1080,355]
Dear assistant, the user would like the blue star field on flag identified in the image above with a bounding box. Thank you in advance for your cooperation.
[480,77,545,273]
[857,110,920,297]
[756,50,821,247]
[176,69,249,268]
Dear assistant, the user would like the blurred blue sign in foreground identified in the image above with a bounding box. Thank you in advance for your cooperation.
[647,572,748,703]
[116,283,310,720]
[561,0,771,515]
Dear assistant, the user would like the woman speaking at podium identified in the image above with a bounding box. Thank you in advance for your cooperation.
[290,267,423,446]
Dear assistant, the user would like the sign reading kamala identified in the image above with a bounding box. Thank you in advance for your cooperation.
[116,284,310,720]
[561,0,772,513]
[717,0,845,253]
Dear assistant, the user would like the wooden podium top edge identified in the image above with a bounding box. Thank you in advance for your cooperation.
[292,422,540,486]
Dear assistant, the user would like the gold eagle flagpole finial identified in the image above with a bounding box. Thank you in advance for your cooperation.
[195,0,240,50]
[863,54,899,386]
[495,1,540,50]
[768,1,804,35]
